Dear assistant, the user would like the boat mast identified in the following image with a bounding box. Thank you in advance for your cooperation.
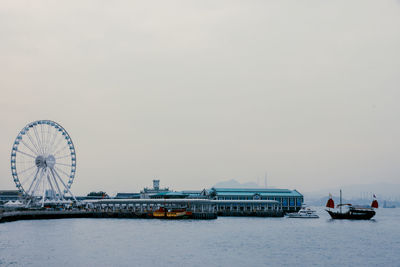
[340,189,342,213]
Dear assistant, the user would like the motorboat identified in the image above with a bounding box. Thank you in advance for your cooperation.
[286,206,319,218]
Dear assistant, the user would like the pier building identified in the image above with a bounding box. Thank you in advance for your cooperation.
[0,190,21,204]
[209,188,303,212]
[82,198,282,217]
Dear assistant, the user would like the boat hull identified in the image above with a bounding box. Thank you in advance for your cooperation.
[152,209,192,219]
[326,209,375,220]
[287,214,319,218]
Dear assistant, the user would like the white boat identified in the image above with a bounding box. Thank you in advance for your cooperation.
[286,206,319,218]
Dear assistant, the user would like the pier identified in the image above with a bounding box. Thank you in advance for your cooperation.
[0,198,284,223]
[84,198,217,219]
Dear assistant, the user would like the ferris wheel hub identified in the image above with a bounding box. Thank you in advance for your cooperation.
[34,155,56,169]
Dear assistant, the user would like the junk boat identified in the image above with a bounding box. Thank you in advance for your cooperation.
[286,205,319,218]
[325,190,378,220]
[153,207,192,219]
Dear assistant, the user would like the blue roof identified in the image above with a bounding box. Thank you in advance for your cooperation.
[115,193,140,199]
[181,190,201,194]
[153,192,188,197]
[212,188,303,197]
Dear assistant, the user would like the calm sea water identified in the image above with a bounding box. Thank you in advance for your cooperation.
[1,207,399,267]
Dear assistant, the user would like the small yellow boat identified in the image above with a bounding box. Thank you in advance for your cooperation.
[153,207,191,219]
[166,210,187,218]
[153,207,167,218]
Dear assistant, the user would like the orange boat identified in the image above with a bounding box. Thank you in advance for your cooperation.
[153,207,192,219]
[153,207,167,218]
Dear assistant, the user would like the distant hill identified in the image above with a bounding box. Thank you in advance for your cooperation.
[213,179,261,188]
[304,183,400,199]
[304,183,400,206]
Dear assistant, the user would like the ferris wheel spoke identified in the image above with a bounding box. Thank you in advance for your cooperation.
[26,131,41,154]
[52,168,77,201]
[55,154,71,160]
[43,124,50,154]
[20,140,38,156]
[17,165,36,175]
[16,160,35,164]
[48,129,58,154]
[26,168,40,194]
[40,124,46,154]
[49,169,64,199]
[44,124,52,155]
[53,145,69,157]
[42,125,49,155]
[47,125,55,154]
[20,167,39,187]
[17,149,36,159]
[32,126,44,155]
[55,162,72,167]
[50,137,65,156]
[29,168,45,196]
[47,127,58,155]
[54,166,71,179]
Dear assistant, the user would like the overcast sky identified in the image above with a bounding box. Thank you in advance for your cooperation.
[1,0,399,195]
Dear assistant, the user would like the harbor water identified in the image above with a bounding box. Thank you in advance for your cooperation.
[1,207,399,266]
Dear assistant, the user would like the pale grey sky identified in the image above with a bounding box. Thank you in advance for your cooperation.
[1,0,400,195]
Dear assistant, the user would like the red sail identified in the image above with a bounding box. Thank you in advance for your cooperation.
[326,198,334,208]
[371,200,378,208]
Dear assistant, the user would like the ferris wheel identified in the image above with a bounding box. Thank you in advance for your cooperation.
[11,120,77,205]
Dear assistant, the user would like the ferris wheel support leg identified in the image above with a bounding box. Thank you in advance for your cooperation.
[46,170,57,201]
[26,168,40,195]
[31,168,45,200]
[50,170,64,201]
[51,168,77,202]
[41,172,47,207]
[25,198,32,208]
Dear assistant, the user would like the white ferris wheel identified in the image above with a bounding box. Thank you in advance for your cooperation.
[10,120,77,205]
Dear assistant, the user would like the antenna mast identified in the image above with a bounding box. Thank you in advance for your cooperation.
[264,172,267,188]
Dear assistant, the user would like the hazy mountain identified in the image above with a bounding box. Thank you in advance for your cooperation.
[303,183,400,206]
[212,179,262,189]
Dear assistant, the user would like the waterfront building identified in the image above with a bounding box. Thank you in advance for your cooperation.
[149,190,207,199]
[149,192,188,199]
[209,188,303,212]
[140,180,170,199]
[0,190,21,204]
[106,180,303,213]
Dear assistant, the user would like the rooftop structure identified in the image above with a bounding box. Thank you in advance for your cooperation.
[140,180,170,199]
[209,188,303,212]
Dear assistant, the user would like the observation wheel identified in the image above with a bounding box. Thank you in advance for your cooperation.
[11,120,77,205]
